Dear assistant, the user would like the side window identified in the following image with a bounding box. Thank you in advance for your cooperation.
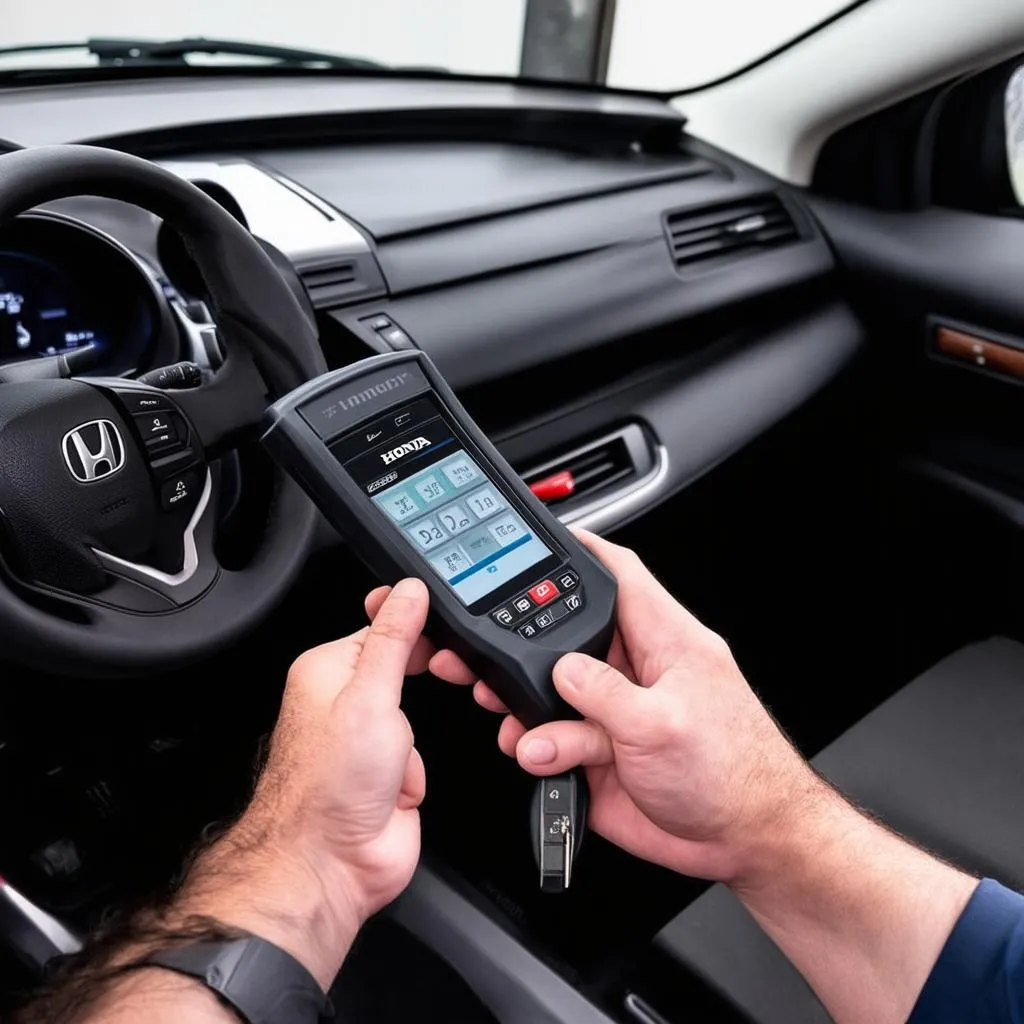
[1006,65,1024,205]
[815,55,1024,215]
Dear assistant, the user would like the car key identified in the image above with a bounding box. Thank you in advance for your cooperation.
[531,770,588,892]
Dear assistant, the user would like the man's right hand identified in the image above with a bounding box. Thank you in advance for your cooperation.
[369,534,978,1023]
[367,534,978,1023]
[370,530,828,888]
[465,531,831,885]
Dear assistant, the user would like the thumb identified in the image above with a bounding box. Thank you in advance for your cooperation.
[349,577,429,709]
[552,652,649,738]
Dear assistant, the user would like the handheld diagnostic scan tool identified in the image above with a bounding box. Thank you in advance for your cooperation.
[262,352,617,890]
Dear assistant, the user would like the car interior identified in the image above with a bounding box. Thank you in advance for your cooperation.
[1,1,1024,1021]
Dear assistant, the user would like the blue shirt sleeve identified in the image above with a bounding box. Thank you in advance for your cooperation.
[911,879,1024,1024]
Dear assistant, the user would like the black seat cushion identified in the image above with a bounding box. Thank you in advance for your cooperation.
[655,637,1024,1024]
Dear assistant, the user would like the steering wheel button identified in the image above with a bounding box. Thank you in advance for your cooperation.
[118,391,173,415]
[145,435,177,455]
[135,411,177,439]
[161,471,199,511]
[117,389,172,413]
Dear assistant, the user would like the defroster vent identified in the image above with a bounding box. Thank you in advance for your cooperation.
[298,260,360,308]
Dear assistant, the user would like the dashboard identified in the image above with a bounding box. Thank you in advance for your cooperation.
[0,76,872,1013]
[0,73,863,534]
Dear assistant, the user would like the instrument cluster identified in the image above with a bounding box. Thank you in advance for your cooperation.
[0,213,172,375]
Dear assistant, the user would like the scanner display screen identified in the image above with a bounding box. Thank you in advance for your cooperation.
[332,397,557,608]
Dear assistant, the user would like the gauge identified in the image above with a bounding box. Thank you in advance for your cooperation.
[0,252,107,362]
[0,213,171,376]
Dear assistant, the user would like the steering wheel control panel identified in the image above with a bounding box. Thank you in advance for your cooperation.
[110,386,204,515]
[262,352,617,889]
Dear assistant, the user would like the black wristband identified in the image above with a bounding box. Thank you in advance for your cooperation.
[143,935,335,1024]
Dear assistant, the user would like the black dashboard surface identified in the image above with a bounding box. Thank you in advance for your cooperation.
[0,76,682,150]
[253,142,717,239]
[0,73,863,526]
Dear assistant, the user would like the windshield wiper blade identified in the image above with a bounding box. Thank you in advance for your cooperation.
[0,37,384,70]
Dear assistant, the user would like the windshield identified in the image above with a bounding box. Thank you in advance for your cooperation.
[3,0,858,92]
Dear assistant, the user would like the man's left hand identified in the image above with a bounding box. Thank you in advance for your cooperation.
[177,577,431,989]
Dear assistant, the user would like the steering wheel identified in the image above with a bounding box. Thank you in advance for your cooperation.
[0,145,326,676]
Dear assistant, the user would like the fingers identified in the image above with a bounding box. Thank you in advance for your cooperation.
[473,681,508,713]
[424,649,508,711]
[552,651,651,739]
[497,714,527,757]
[397,746,426,811]
[349,578,430,708]
[365,585,434,676]
[365,594,509,712]
[428,648,477,686]
[571,529,705,676]
[285,635,366,713]
[515,719,614,776]
[364,586,391,619]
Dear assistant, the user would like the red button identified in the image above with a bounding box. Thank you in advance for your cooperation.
[527,580,558,606]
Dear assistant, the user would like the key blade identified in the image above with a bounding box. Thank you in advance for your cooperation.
[562,818,573,889]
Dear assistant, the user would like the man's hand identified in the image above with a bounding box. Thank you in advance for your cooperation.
[369,531,817,886]
[367,535,977,1023]
[18,581,432,1023]
[178,578,430,989]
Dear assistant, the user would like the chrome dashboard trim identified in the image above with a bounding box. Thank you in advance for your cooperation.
[561,443,669,534]
[93,469,212,587]
[158,159,370,263]
[524,430,671,535]
[170,300,219,369]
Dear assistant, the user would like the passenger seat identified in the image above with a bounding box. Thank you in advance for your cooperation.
[655,637,1024,1024]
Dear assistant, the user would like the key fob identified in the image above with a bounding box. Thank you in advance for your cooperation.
[531,770,588,892]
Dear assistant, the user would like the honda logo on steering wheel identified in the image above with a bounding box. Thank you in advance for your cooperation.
[61,420,126,483]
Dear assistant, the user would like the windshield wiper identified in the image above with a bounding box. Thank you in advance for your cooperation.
[0,37,385,70]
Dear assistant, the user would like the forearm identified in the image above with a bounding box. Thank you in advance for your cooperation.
[17,820,360,1023]
[732,784,977,1024]
[67,968,240,1024]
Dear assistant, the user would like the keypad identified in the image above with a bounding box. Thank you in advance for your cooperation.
[490,569,584,638]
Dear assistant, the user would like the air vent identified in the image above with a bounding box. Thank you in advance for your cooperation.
[664,194,800,274]
[529,441,632,505]
[297,259,363,309]
[524,425,654,511]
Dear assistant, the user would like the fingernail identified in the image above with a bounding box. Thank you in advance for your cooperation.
[557,653,589,687]
[523,738,557,765]
[392,578,424,599]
